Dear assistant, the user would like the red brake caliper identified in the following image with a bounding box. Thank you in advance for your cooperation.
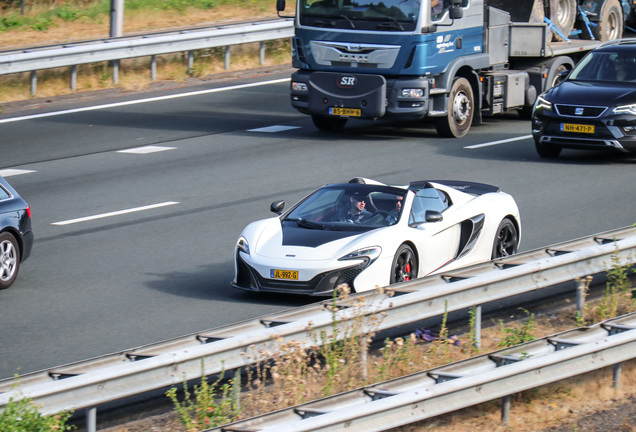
[404,263,411,281]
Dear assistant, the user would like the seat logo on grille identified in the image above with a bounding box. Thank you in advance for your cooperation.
[575,107,584,115]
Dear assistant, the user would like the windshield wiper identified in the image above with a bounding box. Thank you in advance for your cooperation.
[377,17,404,31]
[283,218,326,230]
[340,14,356,28]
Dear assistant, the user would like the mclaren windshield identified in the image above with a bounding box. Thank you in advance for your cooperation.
[299,0,421,31]
[283,184,407,231]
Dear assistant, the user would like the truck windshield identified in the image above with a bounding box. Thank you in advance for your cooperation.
[299,0,421,31]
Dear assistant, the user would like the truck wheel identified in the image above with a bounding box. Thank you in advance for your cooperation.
[535,139,562,158]
[434,77,473,138]
[589,0,623,41]
[312,115,347,131]
[549,0,577,41]
[545,56,572,89]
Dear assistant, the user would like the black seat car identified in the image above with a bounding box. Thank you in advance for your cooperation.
[0,176,33,289]
[532,39,636,158]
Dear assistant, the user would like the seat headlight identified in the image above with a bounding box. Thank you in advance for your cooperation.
[534,95,552,111]
[291,82,308,92]
[401,88,424,98]
[339,246,382,265]
[613,104,636,115]
[237,236,250,254]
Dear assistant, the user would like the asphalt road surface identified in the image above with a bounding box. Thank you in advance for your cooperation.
[1,71,635,380]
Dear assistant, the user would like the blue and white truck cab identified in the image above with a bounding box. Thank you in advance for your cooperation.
[277,0,620,137]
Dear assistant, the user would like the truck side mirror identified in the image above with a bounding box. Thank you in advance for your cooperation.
[449,2,463,20]
[276,0,286,12]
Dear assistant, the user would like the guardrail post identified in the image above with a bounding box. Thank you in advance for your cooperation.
[30,71,37,96]
[576,276,592,321]
[225,46,230,70]
[188,51,194,75]
[112,60,119,84]
[233,367,241,411]
[70,65,77,91]
[260,42,265,65]
[151,55,157,81]
[613,362,622,389]
[86,406,97,432]
[473,305,482,349]
[501,395,511,426]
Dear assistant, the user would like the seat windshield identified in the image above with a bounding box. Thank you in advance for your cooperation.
[284,184,407,230]
[568,51,636,83]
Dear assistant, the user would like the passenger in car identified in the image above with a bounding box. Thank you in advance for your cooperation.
[386,195,404,223]
[614,55,636,81]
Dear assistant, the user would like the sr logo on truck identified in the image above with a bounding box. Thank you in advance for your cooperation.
[337,76,357,88]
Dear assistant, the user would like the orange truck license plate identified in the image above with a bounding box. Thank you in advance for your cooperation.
[330,107,361,117]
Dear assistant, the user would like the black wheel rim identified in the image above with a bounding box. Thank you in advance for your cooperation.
[393,249,416,283]
[495,224,518,258]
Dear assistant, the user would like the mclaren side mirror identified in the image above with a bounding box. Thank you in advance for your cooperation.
[425,210,443,222]
[271,200,285,214]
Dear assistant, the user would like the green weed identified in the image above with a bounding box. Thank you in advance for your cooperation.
[0,389,74,432]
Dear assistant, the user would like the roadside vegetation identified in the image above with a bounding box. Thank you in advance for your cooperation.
[0,389,74,432]
[0,0,291,104]
[155,248,636,432]
[2,247,633,431]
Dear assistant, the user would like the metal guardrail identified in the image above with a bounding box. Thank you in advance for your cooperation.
[209,312,636,432]
[0,18,294,93]
[0,226,635,430]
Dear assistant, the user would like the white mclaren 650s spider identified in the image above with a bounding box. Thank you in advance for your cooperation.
[232,178,521,296]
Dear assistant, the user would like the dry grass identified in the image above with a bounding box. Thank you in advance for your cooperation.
[0,4,292,103]
[0,5,278,49]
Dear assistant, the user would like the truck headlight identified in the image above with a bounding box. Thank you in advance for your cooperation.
[401,88,424,98]
[292,82,308,92]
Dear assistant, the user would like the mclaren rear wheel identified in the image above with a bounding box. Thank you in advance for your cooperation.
[491,218,519,259]
[390,244,418,284]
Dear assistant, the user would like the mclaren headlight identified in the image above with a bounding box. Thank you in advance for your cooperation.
[237,236,250,255]
[534,94,552,112]
[613,104,636,115]
[338,246,382,266]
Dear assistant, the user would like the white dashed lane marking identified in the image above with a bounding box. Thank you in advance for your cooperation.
[52,201,179,226]
[0,169,37,177]
[464,135,532,149]
[117,145,176,154]
[248,125,302,133]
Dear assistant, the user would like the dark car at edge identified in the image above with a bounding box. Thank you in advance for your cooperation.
[0,176,33,289]
[532,39,636,158]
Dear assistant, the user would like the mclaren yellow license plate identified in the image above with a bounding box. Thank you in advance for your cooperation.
[561,123,595,133]
[271,269,299,280]
[329,107,361,117]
